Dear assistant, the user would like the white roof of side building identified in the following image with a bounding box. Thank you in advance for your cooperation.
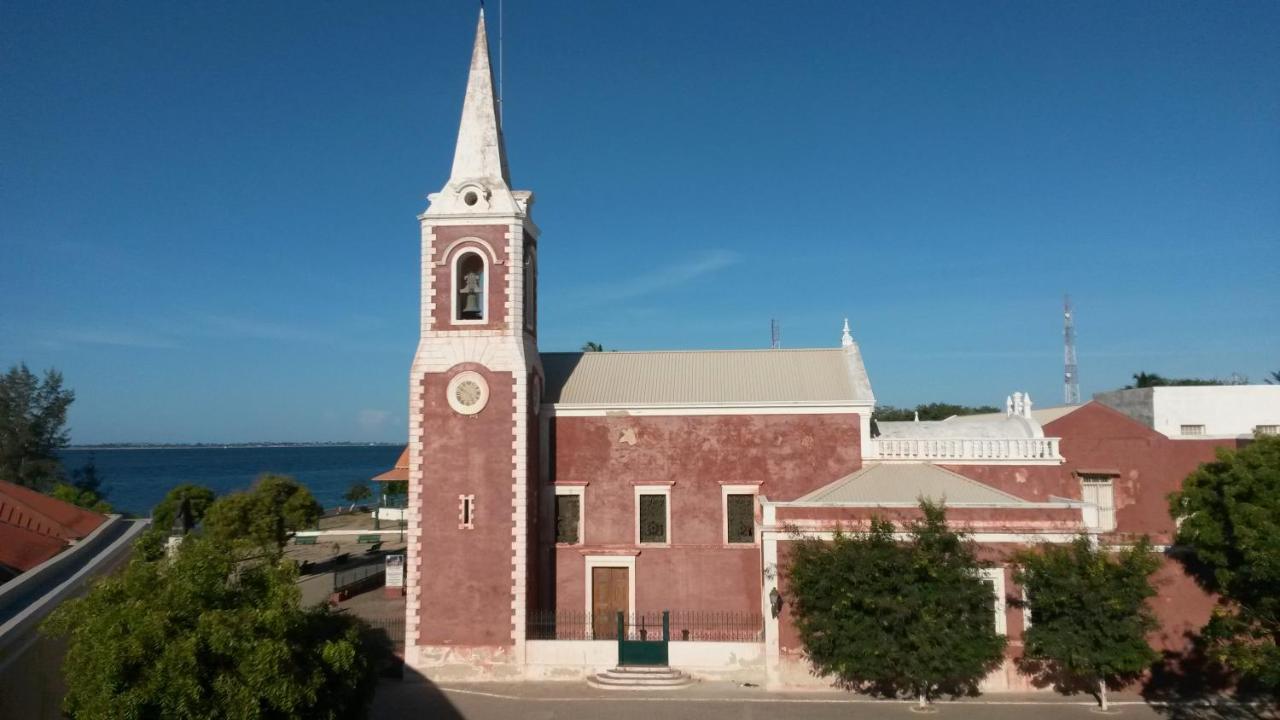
[876,404,1086,440]
[794,463,1033,505]
[541,347,875,407]
[877,414,1044,439]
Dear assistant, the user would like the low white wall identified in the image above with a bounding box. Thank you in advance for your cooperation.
[524,640,617,679]
[523,640,766,682]
[373,508,407,521]
[669,641,765,683]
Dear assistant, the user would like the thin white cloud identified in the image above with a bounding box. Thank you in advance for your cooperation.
[52,328,181,350]
[591,249,742,302]
[356,409,391,433]
[203,315,330,343]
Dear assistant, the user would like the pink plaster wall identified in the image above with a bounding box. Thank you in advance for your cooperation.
[546,412,860,614]
[416,363,516,647]
[429,225,510,332]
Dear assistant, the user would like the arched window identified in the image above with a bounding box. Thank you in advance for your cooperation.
[454,251,485,321]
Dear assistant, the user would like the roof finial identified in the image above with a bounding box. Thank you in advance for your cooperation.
[840,318,853,348]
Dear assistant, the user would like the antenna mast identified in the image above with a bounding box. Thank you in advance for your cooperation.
[498,0,503,122]
[770,319,780,349]
[1063,294,1080,404]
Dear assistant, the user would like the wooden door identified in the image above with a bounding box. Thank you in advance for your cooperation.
[591,567,628,639]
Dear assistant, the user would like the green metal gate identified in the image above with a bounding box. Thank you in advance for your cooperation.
[616,611,669,666]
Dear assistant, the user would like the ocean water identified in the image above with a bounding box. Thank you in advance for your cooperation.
[58,445,404,516]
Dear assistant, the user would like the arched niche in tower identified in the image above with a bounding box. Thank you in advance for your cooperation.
[453,251,486,322]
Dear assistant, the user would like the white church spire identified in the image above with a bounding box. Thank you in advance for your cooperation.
[449,8,510,188]
[841,318,853,348]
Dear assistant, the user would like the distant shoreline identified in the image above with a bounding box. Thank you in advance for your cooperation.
[64,442,403,451]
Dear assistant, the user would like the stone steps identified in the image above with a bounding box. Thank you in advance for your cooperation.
[587,666,693,690]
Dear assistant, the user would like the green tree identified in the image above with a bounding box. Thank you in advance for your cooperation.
[1014,536,1161,710]
[344,481,372,511]
[42,536,384,719]
[873,403,1001,422]
[1127,371,1224,389]
[203,474,323,551]
[1169,434,1280,692]
[151,483,217,531]
[0,363,75,490]
[787,502,1007,709]
[581,341,605,352]
[49,454,113,512]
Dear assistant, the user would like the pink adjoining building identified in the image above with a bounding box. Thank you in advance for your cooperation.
[400,11,1254,688]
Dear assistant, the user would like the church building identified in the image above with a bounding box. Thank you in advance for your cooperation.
[402,11,1240,689]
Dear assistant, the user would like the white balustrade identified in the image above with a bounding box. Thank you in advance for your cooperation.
[869,437,1062,463]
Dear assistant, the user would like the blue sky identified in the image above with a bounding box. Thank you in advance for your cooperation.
[2,1,1277,444]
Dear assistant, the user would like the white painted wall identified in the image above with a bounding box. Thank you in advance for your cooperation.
[1151,386,1280,439]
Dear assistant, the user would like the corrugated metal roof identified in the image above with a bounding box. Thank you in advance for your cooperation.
[797,463,1032,505]
[540,348,873,406]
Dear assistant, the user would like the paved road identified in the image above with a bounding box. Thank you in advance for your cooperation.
[371,680,1266,720]
[0,518,134,625]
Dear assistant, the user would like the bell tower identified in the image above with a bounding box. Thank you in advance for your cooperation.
[405,8,541,677]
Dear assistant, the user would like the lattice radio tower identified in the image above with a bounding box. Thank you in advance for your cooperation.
[1063,294,1080,404]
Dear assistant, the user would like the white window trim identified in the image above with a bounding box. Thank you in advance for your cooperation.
[583,554,636,638]
[554,485,585,546]
[721,484,760,546]
[634,484,672,546]
[1180,424,1206,436]
[449,248,489,325]
[458,494,475,530]
[980,567,1007,635]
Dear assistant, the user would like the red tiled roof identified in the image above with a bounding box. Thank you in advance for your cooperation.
[371,447,409,482]
[0,479,107,573]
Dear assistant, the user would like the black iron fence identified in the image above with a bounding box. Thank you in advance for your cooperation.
[363,616,405,651]
[526,609,762,642]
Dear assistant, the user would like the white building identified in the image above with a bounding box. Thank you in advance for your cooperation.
[1093,385,1280,440]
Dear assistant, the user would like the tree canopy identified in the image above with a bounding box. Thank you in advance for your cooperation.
[0,363,75,491]
[1127,371,1226,389]
[344,481,372,509]
[873,402,1001,422]
[581,341,605,352]
[1014,536,1160,710]
[1169,434,1280,691]
[787,502,1007,707]
[151,483,218,532]
[203,474,322,551]
[42,535,384,719]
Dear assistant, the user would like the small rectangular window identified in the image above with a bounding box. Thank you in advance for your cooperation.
[458,494,475,529]
[726,494,755,544]
[555,494,580,544]
[1255,425,1278,436]
[1181,424,1205,436]
[638,494,667,544]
